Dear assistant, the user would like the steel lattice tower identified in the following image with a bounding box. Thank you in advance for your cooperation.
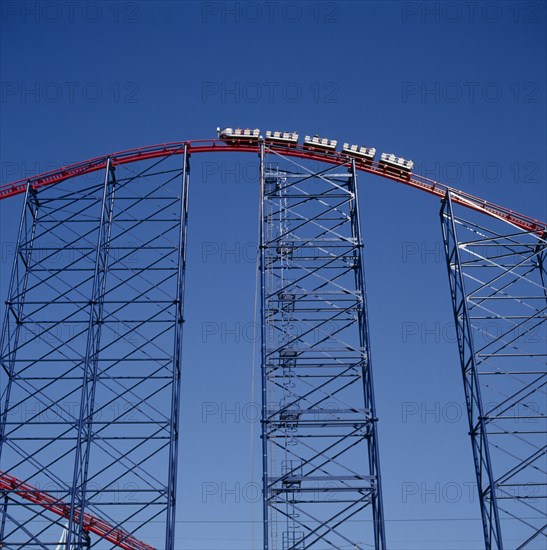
[441,192,547,550]
[0,148,190,549]
[259,145,386,549]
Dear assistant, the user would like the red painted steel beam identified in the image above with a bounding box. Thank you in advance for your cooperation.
[0,471,156,550]
[0,139,544,234]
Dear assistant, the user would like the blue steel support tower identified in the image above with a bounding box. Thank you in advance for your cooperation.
[441,191,547,550]
[0,149,190,549]
[259,144,386,549]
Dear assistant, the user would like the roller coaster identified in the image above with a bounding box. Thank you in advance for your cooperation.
[0,128,545,549]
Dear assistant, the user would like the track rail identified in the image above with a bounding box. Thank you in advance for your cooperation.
[0,139,544,234]
[0,471,156,550]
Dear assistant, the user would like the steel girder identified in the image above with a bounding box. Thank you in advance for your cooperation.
[0,149,190,549]
[259,146,386,549]
[441,192,547,550]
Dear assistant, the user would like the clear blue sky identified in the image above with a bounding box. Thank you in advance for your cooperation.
[0,1,546,549]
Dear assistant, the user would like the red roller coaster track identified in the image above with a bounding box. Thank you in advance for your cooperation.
[0,471,156,550]
[0,139,545,234]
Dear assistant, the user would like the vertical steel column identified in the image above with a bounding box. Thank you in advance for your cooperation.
[259,150,386,549]
[166,144,190,549]
[0,182,40,543]
[441,192,503,549]
[68,159,116,548]
[259,141,270,549]
[348,160,386,549]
